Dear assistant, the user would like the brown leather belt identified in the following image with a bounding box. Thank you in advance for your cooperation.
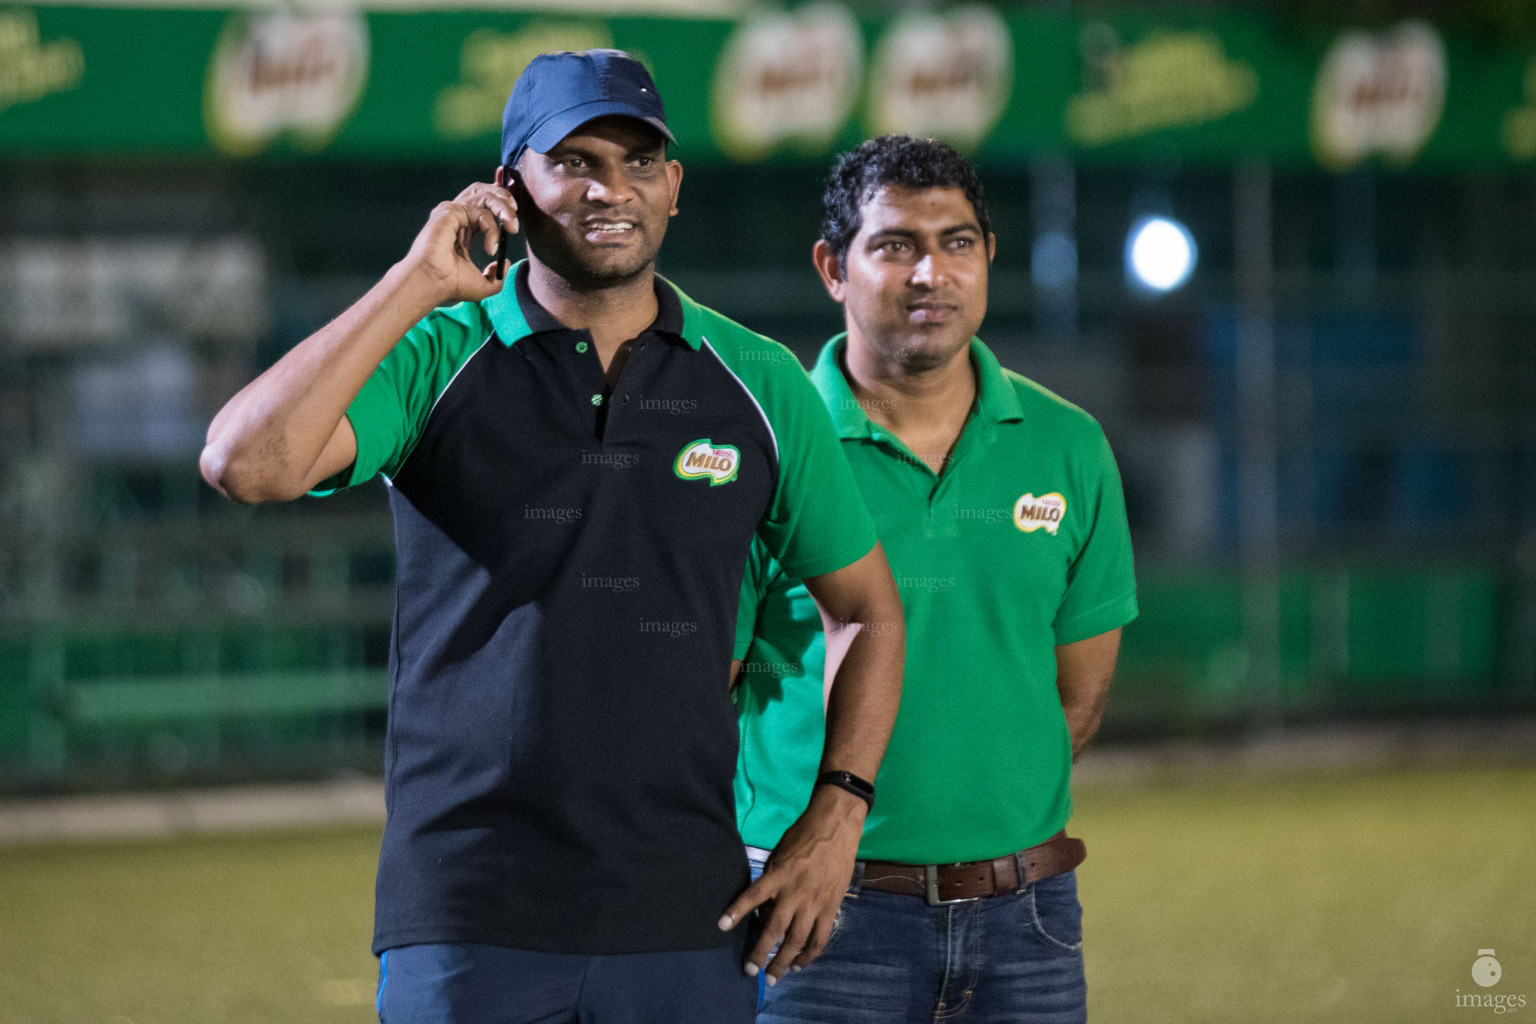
[859,831,1087,906]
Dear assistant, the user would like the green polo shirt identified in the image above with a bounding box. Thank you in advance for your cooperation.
[733,335,1137,864]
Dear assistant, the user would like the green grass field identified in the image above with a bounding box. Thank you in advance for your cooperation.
[1,765,1532,1024]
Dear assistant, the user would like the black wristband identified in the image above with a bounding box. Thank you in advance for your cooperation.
[815,770,875,810]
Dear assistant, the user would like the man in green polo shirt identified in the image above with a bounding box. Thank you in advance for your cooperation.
[732,136,1137,1022]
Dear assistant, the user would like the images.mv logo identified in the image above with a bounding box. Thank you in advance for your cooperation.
[1456,949,1526,1014]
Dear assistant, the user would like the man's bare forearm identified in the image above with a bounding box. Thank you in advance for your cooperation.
[819,611,904,783]
[1063,691,1109,760]
[807,543,905,784]
[1055,628,1122,762]
[201,262,442,504]
[202,186,517,505]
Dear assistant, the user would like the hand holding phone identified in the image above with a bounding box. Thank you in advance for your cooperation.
[405,177,520,304]
[493,167,521,281]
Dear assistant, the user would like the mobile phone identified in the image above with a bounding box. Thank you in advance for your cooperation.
[495,170,519,280]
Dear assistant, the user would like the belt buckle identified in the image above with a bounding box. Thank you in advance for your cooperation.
[924,864,981,906]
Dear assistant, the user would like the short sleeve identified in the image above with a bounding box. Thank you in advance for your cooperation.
[1052,429,1139,644]
[754,365,877,580]
[309,303,491,495]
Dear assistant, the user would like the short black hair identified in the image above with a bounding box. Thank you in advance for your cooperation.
[821,135,991,266]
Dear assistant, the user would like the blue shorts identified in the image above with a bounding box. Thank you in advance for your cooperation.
[375,938,758,1024]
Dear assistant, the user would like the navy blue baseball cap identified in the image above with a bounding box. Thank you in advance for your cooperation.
[501,49,676,169]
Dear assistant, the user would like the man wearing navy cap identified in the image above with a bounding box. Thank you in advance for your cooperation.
[201,49,905,1024]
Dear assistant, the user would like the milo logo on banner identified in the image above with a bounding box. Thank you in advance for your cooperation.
[1311,20,1445,170]
[0,8,83,114]
[1502,57,1536,159]
[866,5,1012,152]
[711,2,861,162]
[435,21,611,141]
[204,11,369,156]
[674,440,740,486]
[1065,23,1257,147]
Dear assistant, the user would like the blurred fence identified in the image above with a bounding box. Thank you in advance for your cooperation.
[2,516,1530,790]
[0,511,396,789]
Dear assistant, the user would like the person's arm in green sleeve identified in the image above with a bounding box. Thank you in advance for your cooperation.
[200,184,518,503]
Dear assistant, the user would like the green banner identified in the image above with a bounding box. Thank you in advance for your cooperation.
[1,3,1532,170]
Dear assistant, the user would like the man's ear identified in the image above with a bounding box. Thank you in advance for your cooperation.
[986,232,997,263]
[812,239,847,303]
[667,159,683,217]
[496,163,526,192]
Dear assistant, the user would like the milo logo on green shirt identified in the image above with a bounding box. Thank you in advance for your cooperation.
[674,439,740,486]
[1014,491,1066,534]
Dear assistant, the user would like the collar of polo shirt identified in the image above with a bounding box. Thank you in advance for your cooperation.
[485,260,706,351]
[813,334,1026,442]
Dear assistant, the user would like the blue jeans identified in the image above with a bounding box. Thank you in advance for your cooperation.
[747,848,1086,1024]
[376,938,758,1024]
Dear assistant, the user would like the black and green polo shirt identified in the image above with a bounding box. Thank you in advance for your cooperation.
[315,263,877,955]
[734,335,1137,865]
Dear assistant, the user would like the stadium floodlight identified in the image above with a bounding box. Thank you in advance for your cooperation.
[1125,215,1197,293]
